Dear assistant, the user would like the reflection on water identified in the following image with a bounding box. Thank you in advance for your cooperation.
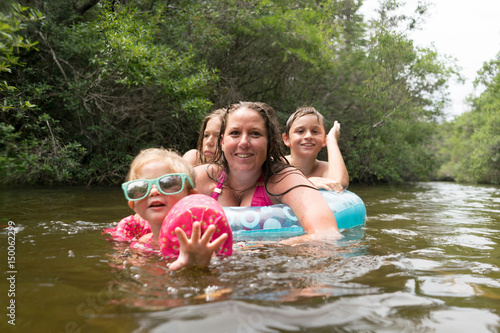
[0,182,499,332]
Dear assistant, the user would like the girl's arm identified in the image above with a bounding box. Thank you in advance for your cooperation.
[325,121,349,189]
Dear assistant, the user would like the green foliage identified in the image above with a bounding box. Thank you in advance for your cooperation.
[2,0,227,185]
[0,2,85,184]
[330,4,456,182]
[0,109,87,184]
[0,2,41,98]
[438,55,500,184]
[1,0,467,185]
[0,2,41,74]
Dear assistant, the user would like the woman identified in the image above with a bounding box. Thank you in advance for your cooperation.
[183,109,225,166]
[194,101,340,237]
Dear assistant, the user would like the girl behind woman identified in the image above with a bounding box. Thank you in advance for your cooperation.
[183,109,225,166]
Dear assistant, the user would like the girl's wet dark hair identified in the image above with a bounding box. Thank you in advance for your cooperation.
[195,108,225,165]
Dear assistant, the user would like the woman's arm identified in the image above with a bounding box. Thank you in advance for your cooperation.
[270,169,339,234]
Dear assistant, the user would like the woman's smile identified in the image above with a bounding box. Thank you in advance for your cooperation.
[222,107,268,172]
[235,153,254,158]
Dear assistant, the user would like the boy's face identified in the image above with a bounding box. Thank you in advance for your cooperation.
[128,161,192,227]
[283,114,326,156]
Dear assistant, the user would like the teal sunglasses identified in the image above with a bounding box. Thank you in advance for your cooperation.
[122,173,194,201]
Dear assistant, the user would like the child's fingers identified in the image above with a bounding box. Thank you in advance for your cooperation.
[327,121,341,139]
[175,227,189,246]
[208,233,229,251]
[317,180,343,193]
[199,224,216,244]
[317,183,331,191]
[190,221,201,242]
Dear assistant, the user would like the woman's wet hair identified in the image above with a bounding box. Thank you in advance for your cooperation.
[212,101,289,180]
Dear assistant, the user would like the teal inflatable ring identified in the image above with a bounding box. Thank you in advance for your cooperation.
[223,190,366,238]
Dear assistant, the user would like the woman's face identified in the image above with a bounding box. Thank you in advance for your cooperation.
[202,117,221,162]
[221,107,268,173]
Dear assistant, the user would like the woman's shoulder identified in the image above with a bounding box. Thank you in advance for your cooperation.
[267,165,307,186]
[194,164,224,194]
[194,163,223,177]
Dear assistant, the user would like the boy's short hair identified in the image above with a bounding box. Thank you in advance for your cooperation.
[127,147,196,189]
[284,106,325,136]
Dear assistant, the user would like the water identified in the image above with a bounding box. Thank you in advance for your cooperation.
[1,182,499,332]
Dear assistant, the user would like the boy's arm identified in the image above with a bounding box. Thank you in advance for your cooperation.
[308,176,344,193]
[325,121,349,189]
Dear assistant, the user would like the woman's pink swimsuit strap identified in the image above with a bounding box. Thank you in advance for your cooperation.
[211,170,225,200]
[250,174,273,206]
[211,171,272,207]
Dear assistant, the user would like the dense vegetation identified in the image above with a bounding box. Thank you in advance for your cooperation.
[436,55,500,184]
[1,0,498,185]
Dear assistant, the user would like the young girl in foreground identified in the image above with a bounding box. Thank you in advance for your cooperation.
[108,148,232,271]
[282,107,349,193]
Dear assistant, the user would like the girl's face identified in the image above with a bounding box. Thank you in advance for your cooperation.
[128,161,190,227]
[283,114,326,156]
[202,117,221,162]
[221,107,268,173]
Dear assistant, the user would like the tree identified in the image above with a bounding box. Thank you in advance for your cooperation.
[0,2,85,184]
[1,0,463,185]
[438,54,500,184]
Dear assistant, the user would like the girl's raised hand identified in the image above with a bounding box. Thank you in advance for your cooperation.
[168,222,228,271]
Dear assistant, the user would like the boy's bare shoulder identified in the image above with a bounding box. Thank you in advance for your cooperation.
[312,159,329,178]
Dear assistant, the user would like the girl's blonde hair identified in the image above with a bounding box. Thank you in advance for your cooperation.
[127,148,196,189]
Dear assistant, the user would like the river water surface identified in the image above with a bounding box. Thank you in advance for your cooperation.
[1,182,499,332]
